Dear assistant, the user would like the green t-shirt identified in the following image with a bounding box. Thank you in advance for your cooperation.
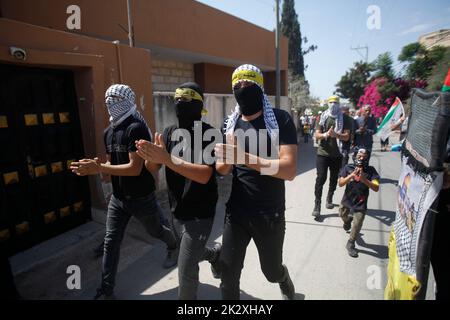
[315,115,352,158]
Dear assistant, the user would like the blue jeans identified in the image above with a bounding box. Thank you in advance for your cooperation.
[173,217,215,300]
[101,193,177,293]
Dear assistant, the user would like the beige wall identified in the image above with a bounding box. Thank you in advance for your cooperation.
[419,29,450,49]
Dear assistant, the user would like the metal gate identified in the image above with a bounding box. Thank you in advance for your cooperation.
[0,64,91,256]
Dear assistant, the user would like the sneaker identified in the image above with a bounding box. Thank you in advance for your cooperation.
[163,247,178,269]
[312,201,321,220]
[209,243,222,279]
[279,266,295,300]
[93,287,115,300]
[343,217,353,232]
[346,240,358,258]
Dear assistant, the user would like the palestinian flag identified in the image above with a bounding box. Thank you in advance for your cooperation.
[442,67,450,92]
[376,97,404,141]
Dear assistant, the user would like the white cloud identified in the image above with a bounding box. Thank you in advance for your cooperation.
[397,23,433,36]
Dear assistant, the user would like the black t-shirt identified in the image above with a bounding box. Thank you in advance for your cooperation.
[226,108,298,216]
[163,122,219,220]
[339,163,380,211]
[103,115,155,199]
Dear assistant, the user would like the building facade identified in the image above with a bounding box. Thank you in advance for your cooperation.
[0,0,289,253]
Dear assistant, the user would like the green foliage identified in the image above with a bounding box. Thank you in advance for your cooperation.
[426,47,450,91]
[399,42,447,80]
[373,52,395,80]
[335,61,374,106]
[281,0,316,77]
[398,42,426,62]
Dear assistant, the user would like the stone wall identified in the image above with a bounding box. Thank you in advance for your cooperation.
[152,59,195,92]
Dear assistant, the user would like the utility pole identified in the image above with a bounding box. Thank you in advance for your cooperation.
[351,45,369,63]
[275,0,281,108]
[127,0,135,47]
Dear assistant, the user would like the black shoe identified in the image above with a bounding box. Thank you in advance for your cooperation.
[312,201,321,220]
[163,247,178,269]
[93,241,104,258]
[279,266,295,300]
[209,243,222,279]
[93,287,114,300]
[343,217,353,232]
[346,240,358,258]
[326,194,334,209]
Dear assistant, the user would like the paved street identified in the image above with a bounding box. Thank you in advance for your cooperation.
[11,133,434,300]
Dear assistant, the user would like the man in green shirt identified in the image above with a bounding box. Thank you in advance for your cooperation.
[312,95,352,220]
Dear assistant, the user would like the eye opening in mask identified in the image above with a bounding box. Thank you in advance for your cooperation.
[233,80,256,91]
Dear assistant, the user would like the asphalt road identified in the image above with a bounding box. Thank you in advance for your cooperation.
[12,133,435,300]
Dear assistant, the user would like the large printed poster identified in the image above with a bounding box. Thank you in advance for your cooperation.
[393,156,443,276]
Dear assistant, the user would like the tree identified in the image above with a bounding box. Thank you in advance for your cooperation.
[398,42,447,80]
[373,52,395,80]
[426,47,450,91]
[289,73,314,113]
[281,0,316,77]
[335,61,374,106]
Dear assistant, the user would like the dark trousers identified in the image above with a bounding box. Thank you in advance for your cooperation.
[172,217,215,300]
[431,191,450,300]
[220,212,286,300]
[101,193,177,293]
[315,155,342,201]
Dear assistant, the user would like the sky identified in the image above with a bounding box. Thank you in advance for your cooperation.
[195,0,450,101]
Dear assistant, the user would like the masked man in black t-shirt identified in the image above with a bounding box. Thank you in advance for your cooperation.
[70,84,177,299]
[136,82,221,300]
[214,64,298,300]
[338,148,380,258]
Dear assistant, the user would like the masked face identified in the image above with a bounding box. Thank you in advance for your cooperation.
[175,100,203,129]
[234,83,264,116]
[356,152,369,168]
[328,102,340,118]
[105,96,133,122]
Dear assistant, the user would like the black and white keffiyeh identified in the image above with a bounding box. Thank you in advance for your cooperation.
[105,84,152,139]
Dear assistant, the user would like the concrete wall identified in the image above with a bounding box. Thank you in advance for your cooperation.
[152,92,291,190]
[0,18,153,208]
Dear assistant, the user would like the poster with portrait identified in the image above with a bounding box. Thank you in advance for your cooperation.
[393,157,443,276]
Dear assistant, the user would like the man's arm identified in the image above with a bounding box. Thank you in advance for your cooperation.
[136,136,214,185]
[215,143,298,181]
[245,144,297,181]
[145,161,162,173]
[361,174,380,192]
[216,162,233,176]
[165,157,214,185]
[70,152,144,177]
[338,169,356,187]
[335,129,350,142]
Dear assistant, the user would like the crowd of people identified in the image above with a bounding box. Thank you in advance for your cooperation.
[1,63,448,301]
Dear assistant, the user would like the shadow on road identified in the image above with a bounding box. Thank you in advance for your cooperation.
[379,178,398,185]
[315,213,339,222]
[366,209,395,226]
[296,138,318,176]
[126,283,260,300]
[356,235,388,259]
